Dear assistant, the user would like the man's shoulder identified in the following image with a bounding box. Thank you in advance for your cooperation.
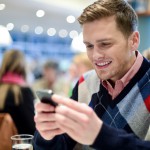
[83,69,98,80]
[78,69,100,92]
[78,69,100,87]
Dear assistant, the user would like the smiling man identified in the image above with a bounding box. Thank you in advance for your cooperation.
[33,0,150,150]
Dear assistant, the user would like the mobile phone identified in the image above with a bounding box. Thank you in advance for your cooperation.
[36,89,58,107]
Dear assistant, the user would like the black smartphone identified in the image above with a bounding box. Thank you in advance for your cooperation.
[36,89,58,107]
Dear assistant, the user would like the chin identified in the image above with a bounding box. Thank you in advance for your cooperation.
[96,71,109,80]
[97,74,109,81]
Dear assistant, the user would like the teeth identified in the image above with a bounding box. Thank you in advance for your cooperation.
[97,61,110,66]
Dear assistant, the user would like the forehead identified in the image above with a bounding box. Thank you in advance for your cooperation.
[82,16,125,42]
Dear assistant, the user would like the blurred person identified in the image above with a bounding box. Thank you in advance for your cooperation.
[57,52,94,97]
[143,48,150,60]
[33,0,150,150]
[0,49,36,135]
[68,52,93,96]
[55,62,79,97]
[73,52,93,77]
[32,60,59,93]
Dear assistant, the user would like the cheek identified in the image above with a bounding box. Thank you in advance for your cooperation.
[112,54,130,74]
[113,48,128,63]
[86,53,93,62]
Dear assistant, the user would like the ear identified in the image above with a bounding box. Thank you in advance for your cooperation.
[129,31,140,51]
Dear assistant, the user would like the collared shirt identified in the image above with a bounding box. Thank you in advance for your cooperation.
[102,51,143,99]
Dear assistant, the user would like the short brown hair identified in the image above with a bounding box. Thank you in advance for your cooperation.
[78,0,138,38]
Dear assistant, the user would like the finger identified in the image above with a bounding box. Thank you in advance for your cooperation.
[36,121,59,131]
[35,102,55,113]
[34,112,56,122]
[56,120,77,139]
[55,112,81,131]
[40,129,64,140]
[56,123,81,143]
[52,94,93,115]
[55,105,90,125]
[55,114,83,142]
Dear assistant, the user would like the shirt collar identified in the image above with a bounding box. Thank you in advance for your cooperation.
[102,51,143,98]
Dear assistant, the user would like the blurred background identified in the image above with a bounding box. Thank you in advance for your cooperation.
[0,0,95,64]
[0,1,150,146]
[0,0,150,86]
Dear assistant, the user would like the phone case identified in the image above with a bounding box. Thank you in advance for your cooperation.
[36,89,58,107]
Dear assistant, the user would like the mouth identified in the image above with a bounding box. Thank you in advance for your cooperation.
[95,61,112,69]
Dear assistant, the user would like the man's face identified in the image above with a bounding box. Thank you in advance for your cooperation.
[83,16,138,83]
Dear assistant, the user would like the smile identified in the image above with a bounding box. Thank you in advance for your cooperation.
[96,61,111,67]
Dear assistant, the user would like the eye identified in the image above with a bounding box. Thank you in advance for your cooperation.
[98,42,112,49]
[86,44,94,49]
[101,42,111,47]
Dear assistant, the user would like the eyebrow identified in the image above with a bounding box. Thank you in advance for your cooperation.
[83,38,112,44]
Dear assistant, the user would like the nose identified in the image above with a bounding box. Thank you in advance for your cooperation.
[93,46,105,60]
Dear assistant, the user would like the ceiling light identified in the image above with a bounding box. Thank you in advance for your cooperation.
[35,26,43,34]
[36,10,45,17]
[0,4,5,10]
[6,23,14,31]
[21,25,29,33]
[66,15,75,23]
[69,30,78,39]
[58,29,68,38]
[47,28,56,36]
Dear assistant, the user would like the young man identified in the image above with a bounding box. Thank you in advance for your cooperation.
[33,0,150,149]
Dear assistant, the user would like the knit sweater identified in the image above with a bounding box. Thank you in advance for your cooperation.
[33,58,150,150]
[78,59,150,140]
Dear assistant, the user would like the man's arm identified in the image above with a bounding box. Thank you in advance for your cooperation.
[91,123,150,150]
[33,85,79,150]
[33,80,150,150]
[33,130,76,150]
[52,94,150,150]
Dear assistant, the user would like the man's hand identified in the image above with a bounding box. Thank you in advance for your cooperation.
[34,102,64,140]
[52,95,103,145]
